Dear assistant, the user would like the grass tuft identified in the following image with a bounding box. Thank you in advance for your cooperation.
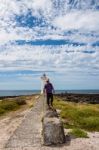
[69,128,88,138]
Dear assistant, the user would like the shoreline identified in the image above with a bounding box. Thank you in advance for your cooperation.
[0,94,40,99]
[0,93,99,104]
[56,93,99,104]
[0,89,99,97]
[0,92,99,97]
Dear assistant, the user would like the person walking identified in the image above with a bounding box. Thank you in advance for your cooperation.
[43,79,55,109]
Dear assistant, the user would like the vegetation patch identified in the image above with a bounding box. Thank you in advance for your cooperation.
[0,96,30,116]
[69,128,88,138]
[0,100,20,115]
[15,96,27,105]
[54,97,99,132]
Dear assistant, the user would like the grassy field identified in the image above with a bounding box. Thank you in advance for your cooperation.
[54,97,99,137]
[0,96,34,116]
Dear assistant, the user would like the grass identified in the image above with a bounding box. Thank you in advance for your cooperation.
[0,96,28,116]
[54,97,99,132]
[68,128,88,138]
[0,100,20,115]
[0,95,36,116]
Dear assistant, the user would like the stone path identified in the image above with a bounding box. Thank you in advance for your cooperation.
[4,96,43,150]
[4,96,64,150]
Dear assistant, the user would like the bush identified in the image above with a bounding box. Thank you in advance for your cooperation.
[16,97,26,105]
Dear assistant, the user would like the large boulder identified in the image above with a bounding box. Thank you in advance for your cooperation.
[42,117,65,145]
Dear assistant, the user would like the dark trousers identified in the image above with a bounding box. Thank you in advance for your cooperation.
[46,93,53,106]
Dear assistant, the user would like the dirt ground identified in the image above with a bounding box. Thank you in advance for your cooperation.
[64,129,99,150]
[0,108,30,149]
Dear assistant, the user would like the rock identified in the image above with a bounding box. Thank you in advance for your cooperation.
[44,109,58,118]
[42,117,65,145]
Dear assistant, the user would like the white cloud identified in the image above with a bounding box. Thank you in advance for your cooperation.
[0,0,99,45]
[0,0,99,90]
[53,10,99,31]
[0,44,99,76]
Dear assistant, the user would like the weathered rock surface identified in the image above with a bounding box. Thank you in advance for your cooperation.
[42,109,66,146]
[44,109,58,118]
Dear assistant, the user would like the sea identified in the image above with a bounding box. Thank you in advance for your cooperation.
[0,90,99,97]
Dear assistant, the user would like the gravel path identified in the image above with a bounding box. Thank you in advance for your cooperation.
[3,96,99,150]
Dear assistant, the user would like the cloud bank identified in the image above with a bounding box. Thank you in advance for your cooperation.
[0,0,99,89]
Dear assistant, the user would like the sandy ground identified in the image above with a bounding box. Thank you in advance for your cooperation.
[0,109,30,149]
[63,129,99,150]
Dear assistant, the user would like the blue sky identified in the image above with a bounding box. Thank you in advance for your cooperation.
[0,0,99,90]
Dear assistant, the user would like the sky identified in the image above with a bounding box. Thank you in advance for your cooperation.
[0,0,99,90]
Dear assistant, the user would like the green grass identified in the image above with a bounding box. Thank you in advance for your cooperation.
[0,108,5,115]
[54,97,99,132]
[0,97,27,116]
[69,128,88,138]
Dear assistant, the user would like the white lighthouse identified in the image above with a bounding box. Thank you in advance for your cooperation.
[41,73,48,94]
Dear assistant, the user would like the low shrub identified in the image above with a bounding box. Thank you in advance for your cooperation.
[15,97,26,105]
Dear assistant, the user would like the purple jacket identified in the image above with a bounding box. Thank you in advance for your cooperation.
[44,83,54,94]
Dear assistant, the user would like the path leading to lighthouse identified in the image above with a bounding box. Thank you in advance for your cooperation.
[4,96,43,150]
[1,96,99,150]
[4,96,64,150]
